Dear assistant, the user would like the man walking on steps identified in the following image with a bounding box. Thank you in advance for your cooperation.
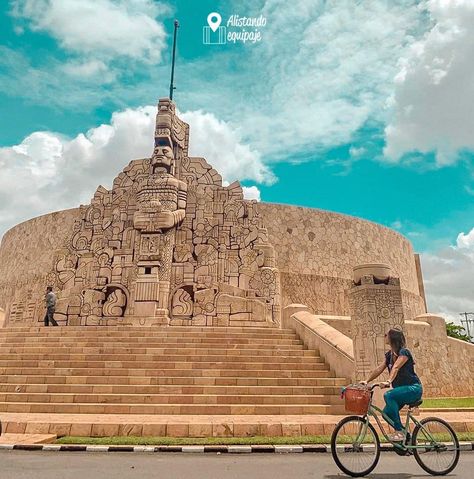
[44,286,58,326]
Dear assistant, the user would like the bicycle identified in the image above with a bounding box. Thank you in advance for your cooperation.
[331,384,460,477]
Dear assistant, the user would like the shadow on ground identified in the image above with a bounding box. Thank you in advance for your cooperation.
[325,475,457,478]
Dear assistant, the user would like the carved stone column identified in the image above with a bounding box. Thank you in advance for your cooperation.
[348,264,405,382]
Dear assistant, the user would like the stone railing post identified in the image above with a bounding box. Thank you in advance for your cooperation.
[348,264,405,382]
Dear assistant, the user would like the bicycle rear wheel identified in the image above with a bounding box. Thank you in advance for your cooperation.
[331,415,380,477]
[412,417,460,475]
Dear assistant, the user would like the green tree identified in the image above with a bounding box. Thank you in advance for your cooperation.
[445,322,471,342]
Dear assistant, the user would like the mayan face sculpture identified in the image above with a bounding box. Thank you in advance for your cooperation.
[151,137,174,174]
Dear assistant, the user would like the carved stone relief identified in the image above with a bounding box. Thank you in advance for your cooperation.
[348,271,405,381]
[17,98,283,327]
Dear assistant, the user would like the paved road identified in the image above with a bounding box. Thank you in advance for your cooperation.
[0,450,472,479]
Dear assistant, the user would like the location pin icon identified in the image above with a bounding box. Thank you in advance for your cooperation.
[207,12,222,32]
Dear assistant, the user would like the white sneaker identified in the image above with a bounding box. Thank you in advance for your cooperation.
[388,432,405,442]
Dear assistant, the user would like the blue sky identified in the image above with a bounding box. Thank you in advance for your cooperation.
[0,0,473,321]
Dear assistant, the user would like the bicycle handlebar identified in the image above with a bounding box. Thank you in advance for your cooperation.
[346,383,386,391]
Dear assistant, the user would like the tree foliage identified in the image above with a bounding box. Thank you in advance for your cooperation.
[445,322,471,342]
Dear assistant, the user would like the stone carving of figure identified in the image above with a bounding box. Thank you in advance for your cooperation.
[132,133,188,323]
[133,136,187,233]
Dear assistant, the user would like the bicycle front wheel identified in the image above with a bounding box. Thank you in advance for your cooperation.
[331,416,380,477]
[412,417,460,476]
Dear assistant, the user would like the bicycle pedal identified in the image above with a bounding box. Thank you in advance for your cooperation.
[394,447,409,456]
[393,447,407,456]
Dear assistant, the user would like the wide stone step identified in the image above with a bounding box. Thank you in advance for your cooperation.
[0,401,345,415]
[0,330,298,340]
[0,383,342,396]
[0,391,341,406]
[0,337,302,347]
[0,346,314,356]
[0,367,334,378]
[0,359,326,369]
[0,325,348,430]
[1,326,295,334]
[0,354,320,364]
[0,375,346,387]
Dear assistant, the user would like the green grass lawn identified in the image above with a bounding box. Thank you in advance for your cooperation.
[421,397,474,408]
[57,432,474,446]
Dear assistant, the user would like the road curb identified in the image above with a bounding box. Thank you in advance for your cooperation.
[0,441,473,453]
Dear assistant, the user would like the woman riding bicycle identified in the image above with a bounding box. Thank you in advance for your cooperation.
[360,328,422,442]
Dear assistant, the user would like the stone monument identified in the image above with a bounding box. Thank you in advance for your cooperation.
[43,99,280,327]
[0,98,427,329]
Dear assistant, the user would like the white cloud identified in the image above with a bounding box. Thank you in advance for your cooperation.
[422,227,474,325]
[242,186,261,201]
[349,147,367,159]
[3,0,432,161]
[229,0,428,158]
[0,105,271,238]
[384,0,474,164]
[11,0,169,63]
[456,229,474,250]
[0,46,123,107]
[62,60,115,82]
[179,110,273,185]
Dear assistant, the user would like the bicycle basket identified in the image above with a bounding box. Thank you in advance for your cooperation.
[343,385,371,415]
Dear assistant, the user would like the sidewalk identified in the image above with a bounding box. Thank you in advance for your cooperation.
[2,411,473,438]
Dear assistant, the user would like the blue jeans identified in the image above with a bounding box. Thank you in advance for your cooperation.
[44,306,58,326]
[383,383,422,431]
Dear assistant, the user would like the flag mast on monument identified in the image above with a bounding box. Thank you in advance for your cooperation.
[169,19,179,100]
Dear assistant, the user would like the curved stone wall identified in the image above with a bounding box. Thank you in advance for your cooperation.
[257,203,426,320]
[0,208,81,323]
[0,201,426,325]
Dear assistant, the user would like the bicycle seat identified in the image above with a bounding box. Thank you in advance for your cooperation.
[407,399,423,408]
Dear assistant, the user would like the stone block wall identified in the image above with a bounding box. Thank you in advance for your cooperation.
[0,201,428,326]
[258,203,426,320]
[406,315,474,397]
[0,208,81,324]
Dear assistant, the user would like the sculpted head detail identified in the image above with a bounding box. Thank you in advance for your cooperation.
[152,137,174,174]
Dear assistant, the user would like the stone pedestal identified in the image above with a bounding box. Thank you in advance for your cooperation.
[348,264,405,382]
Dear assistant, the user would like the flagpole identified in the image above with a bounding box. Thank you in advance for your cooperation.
[169,19,179,100]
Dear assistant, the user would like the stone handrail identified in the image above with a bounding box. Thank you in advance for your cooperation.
[282,304,355,382]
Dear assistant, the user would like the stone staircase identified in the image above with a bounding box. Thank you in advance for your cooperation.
[0,326,347,436]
